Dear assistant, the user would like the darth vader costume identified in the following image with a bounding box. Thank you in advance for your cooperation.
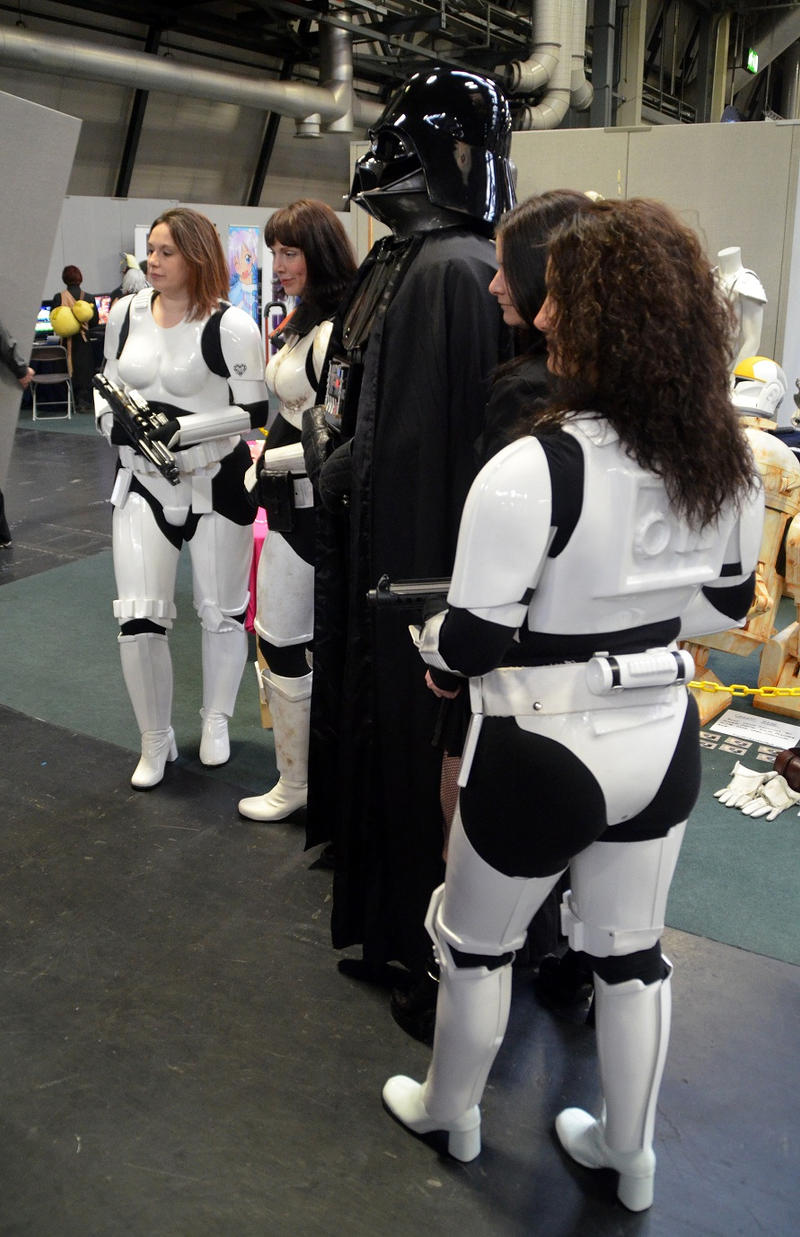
[304,68,515,986]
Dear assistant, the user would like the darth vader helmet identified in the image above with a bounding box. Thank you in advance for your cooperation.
[352,67,515,235]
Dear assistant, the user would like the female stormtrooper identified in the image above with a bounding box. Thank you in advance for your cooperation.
[238,200,356,822]
[382,199,764,1212]
[96,207,269,790]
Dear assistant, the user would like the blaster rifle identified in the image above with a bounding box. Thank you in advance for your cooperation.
[93,373,180,486]
[367,573,451,608]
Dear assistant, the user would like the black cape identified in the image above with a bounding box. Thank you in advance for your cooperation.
[308,227,504,973]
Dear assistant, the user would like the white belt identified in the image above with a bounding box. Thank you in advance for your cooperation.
[458,658,687,789]
[119,435,238,476]
[470,662,685,719]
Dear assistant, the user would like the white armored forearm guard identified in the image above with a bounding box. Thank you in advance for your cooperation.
[409,610,459,674]
[175,406,251,447]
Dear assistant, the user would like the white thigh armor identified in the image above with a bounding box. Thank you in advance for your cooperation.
[255,529,314,647]
[562,822,686,958]
[112,492,180,628]
[187,512,252,630]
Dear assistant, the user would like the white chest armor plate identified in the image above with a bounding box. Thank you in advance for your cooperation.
[529,417,737,636]
[267,321,332,430]
[116,289,231,414]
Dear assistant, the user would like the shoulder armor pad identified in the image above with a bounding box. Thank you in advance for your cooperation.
[449,437,554,611]
[732,269,767,303]
[217,304,265,381]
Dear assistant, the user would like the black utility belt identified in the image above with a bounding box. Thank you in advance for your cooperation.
[256,469,313,532]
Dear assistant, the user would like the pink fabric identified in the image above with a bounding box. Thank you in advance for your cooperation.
[245,439,269,633]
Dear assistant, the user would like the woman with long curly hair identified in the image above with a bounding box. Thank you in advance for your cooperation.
[382,198,763,1212]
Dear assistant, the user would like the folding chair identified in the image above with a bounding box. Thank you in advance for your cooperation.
[30,344,74,420]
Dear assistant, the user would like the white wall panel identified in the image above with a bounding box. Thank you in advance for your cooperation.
[0,90,80,487]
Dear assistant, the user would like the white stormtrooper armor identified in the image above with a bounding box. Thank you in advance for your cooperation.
[238,319,332,823]
[96,288,269,788]
[384,415,763,1208]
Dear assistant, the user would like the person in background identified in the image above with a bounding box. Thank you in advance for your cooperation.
[382,198,763,1213]
[0,315,34,547]
[238,199,356,823]
[95,207,269,789]
[50,264,98,412]
[110,253,149,307]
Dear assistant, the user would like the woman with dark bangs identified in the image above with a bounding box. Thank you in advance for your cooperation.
[96,207,270,789]
[238,200,356,823]
[382,198,763,1212]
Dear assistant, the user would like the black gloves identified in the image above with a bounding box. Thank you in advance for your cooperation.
[318,439,354,512]
[302,404,354,512]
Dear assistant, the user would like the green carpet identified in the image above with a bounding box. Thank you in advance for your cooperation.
[1,544,798,965]
[0,548,276,796]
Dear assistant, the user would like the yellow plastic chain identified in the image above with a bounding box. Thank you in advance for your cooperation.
[689,680,800,698]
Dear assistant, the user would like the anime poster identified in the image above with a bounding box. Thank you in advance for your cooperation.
[228,225,260,324]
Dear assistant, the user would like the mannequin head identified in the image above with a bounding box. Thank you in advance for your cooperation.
[351,67,515,238]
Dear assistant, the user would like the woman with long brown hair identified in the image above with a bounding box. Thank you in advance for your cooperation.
[382,198,763,1212]
[96,206,269,789]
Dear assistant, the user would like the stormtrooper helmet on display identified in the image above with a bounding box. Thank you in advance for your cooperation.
[351,66,515,236]
[732,355,788,423]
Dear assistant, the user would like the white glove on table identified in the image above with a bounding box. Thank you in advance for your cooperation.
[739,771,800,820]
[713,761,769,808]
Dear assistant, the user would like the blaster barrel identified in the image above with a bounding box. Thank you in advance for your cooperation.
[367,573,451,607]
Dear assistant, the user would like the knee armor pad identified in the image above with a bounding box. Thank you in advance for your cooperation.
[114,596,176,629]
[197,598,247,634]
[425,884,517,973]
[261,666,312,703]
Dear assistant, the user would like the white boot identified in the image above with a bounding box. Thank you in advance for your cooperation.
[119,632,178,789]
[555,962,672,1212]
[382,1076,481,1162]
[199,624,248,766]
[383,896,514,1162]
[238,670,311,821]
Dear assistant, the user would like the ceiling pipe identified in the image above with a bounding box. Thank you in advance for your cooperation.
[0,23,382,130]
[570,0,593,111]
[515,0,573,130]
[503,0,563,95]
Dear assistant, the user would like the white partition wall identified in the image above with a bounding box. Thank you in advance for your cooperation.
[0,90,80,487]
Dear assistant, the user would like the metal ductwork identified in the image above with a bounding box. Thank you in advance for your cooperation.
[570,0,593,111]
[504,0,563,96]
[502,0,592,128]
[0,23,382,131]
[515,0,573,131]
